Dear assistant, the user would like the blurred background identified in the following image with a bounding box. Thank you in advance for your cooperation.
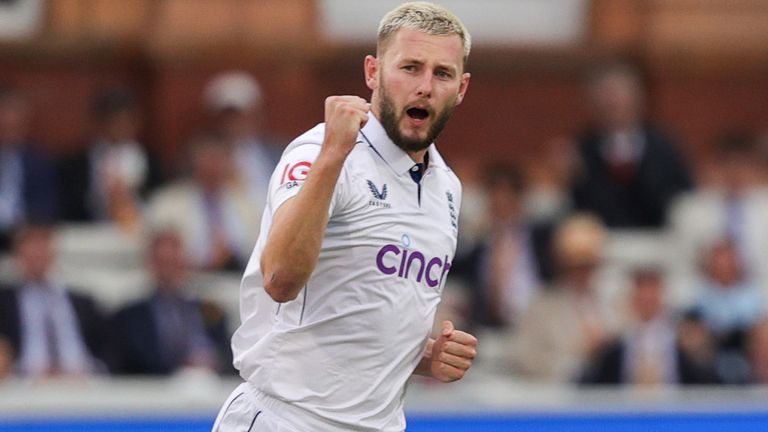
[1,0,768,430]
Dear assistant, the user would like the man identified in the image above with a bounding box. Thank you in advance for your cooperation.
[580,268,720,386]
[0,225,106,378]
[147,133,262,271]
[58,88,163,229]
[107,229,232,375]
[203,70,282,205]
[453,164,542,329]
[512,214,615,382]
[571,63,692,228]
[213,3,478,431]
[670,133,768,304]
[0,86,58,251]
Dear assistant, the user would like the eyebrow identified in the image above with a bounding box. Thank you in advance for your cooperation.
[401,57,458,75]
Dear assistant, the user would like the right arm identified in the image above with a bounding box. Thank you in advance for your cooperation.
[261,96,369,302]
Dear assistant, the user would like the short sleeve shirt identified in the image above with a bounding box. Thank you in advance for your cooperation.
[231,115,462,432]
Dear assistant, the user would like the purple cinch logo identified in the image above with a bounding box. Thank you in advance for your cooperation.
[375,244,451,288]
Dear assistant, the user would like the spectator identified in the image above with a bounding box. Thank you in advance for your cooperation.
[203,71,282,204]
[58,88,163,230]
[523,135,580,282]
[571,62,692,228]
[0,86,57,251]
[107,229,231,375]
[146,133,261,271]
[580,268,720,385]
[511,214,616,382]
[693,237,763,384]
[454,164,542,329]
[524,135,577,225]
[0,225,106,378]
[670,133,768,296]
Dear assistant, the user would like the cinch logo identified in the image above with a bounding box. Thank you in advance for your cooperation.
[375,244,451,288]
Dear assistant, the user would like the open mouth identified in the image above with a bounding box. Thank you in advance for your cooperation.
[406,107,429,120]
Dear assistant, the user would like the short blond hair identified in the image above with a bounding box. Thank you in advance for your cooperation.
[553,213,607,267]
[377,1,471,64]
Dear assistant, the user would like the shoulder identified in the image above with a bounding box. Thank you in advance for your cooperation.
[66,289,102,314]
[0,286,17,305]
[280,123,326,157]
[113,298,153,322]
[57,149,91,169]
[149,181,197,204]
[431,149,463,194]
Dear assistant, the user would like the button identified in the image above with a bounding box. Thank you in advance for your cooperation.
[411,166,419,172]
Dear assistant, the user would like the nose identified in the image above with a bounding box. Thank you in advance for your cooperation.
[415,74,433,98]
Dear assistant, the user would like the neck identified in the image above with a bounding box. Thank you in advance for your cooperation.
[408,149,428,164]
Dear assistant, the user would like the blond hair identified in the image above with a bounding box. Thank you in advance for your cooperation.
[377,2,471,64]
[553,213,607,267]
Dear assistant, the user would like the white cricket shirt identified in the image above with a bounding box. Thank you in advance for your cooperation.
[231,115,462,431]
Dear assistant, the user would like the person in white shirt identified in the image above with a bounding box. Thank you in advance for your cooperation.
[213,3,478,431]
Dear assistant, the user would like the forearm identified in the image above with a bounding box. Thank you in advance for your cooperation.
[413,338,435,377]
[261,151,345,302]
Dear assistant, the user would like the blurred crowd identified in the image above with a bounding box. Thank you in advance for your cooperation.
[2,62,768,388]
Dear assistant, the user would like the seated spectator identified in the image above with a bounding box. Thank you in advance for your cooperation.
[58,88,163,230]
[581,268,720,385]
[203,71,282,203]
[511,214,616,382]
[107,229,231,375]
[670,133,768,295]
[0,86,57,251]
[571,62,692,228]
[524,135,577,225]
[0,225,106,378]
[695,238,764,350]
[453,164,543,329]
[146,133,261,271]
[690,237,764,384]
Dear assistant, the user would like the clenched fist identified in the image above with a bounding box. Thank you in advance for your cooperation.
[430,321,478,383]
[322,96,370,160]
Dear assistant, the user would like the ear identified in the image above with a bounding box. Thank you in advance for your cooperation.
[456,72,471,105]
[364,55,379,91]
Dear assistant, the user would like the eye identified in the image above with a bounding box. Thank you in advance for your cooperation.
[402,65,417,72]
[435,70,452,79]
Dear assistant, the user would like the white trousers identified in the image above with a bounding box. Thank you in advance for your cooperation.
[212,383,293,432]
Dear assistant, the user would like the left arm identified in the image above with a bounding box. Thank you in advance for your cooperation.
[414,321,478,382]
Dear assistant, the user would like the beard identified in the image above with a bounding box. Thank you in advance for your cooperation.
[378,84,456,153]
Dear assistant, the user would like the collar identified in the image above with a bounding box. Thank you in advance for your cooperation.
[21,279,66,296]
[359,114,447,176]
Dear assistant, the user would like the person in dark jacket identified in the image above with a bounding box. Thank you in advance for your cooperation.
[0,225,106,378]
[581,268,720,385]
[107,228,232,375]
[0,86,57,251]
[57,88,163,229]
[571,63,692,228]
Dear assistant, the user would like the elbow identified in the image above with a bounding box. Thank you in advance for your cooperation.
[262,271,305,303]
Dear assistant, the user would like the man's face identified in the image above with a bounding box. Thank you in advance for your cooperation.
[15,229,55,282]
[0,96,29,145]
[590,73,641,131]
[365,28,470,153]
[150,232,188,292]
